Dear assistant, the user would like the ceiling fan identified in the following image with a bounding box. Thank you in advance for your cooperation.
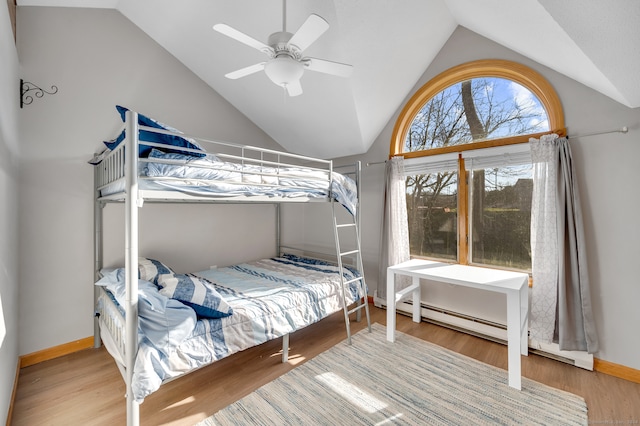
[213,0,353,97]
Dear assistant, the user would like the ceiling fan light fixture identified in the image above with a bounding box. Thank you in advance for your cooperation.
[264,56,304,87]
[213,2,350,97]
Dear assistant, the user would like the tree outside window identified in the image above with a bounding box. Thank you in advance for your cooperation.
[393,60,564,273]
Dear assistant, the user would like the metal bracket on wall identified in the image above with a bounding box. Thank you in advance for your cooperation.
[20,78,58,108]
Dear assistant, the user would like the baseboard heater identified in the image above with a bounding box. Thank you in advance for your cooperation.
[374,296,593,371]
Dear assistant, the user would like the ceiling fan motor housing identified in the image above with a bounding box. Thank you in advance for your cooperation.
[264,31,304,86]
[267,31,302,58]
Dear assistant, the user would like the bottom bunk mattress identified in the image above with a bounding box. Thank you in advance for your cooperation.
[95,254,362,402]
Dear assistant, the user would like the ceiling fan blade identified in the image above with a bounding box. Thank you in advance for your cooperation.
[288,14,329,52]
[285,80,303,97]
[213,24,275,56]
[225,63,266,80]
[304,57,353,78]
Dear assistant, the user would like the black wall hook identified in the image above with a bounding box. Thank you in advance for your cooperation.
[20,78,58,108]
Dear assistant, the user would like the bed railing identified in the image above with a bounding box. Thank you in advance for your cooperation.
[96,287,126,377]
[95,123,337,197]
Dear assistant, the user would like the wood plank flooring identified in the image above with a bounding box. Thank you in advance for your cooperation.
[12,306,640,425]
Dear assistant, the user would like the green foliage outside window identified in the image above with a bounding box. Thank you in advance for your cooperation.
[404,77,548,271]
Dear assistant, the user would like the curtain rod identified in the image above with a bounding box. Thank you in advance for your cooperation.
[569,126,628,139]
[365,126,630,167]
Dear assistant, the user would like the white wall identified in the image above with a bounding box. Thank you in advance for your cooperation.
[16,7,285,356]
[101,203,278,272]
[13,7,640,377]
[0,3,20,423]
[314,27,640,370]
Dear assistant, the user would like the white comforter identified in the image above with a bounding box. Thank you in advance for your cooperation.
[99,149,358,215]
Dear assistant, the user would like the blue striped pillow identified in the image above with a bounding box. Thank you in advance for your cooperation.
[97,258,173,288]
[138,258,174,284]
[156,273,233,319]
[103,105,206,158]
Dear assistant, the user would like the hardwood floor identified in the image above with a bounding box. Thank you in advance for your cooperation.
[12,306,640,425]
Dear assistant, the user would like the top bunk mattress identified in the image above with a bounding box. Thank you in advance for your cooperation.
[92,106,359,215]
[98,149,358,215]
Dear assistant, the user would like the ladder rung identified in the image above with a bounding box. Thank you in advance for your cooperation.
[336,223,357,228]
[344,276,363,285]
[340,249,359,257]
[348,304,368,315]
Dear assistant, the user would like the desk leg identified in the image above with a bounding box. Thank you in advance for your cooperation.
[412,276,421,323]
[520,282,529,356]
[386,269,396,342]
[506,291,522,390]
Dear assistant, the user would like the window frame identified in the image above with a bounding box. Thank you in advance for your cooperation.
[391,59,565,270]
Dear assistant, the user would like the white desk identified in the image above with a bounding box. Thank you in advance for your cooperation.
[387,259,529,390]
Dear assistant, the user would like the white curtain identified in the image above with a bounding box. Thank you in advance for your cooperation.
[529,134,599,353]
[377,156,410,299]
[530,134,559,343]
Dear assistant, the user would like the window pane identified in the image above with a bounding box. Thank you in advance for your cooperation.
[404,78,549,152]
[470,165,532,270]
[406,172,458,261]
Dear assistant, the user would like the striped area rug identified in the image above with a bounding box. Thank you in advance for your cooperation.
[199,323,587,425]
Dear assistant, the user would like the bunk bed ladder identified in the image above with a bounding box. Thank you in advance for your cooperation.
[332,202,371,345]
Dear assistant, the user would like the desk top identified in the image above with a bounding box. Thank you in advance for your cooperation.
[389,259,528,292]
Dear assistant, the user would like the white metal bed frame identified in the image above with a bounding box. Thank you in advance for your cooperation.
[93,110,370,426]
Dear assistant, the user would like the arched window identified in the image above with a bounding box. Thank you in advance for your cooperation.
[391,60,565,271]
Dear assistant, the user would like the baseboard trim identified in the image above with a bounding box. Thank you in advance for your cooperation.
[20,337,94,368]
[15,299,375,368]
[374,295,640,383]
[594,358,640,384]
[14,318,640,388]
[15,298,374,369]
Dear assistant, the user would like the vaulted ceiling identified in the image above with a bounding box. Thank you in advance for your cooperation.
[17,0,640,159]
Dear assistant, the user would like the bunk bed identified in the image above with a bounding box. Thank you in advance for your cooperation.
[92,107,370,426]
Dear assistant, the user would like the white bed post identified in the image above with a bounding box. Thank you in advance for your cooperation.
[355,161,362,251]
[354,161,363,322]
[124,110,140,426]
[93,164,103,349]
[275,203,281,256]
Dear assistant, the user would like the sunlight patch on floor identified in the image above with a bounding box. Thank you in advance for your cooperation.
[161,395,196,410]
[375,413,404,425]
[270,350,306,365]
[286,354,306,365]
[315,371,387,413]
[158,395,208,426]
[161,413,206,426]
